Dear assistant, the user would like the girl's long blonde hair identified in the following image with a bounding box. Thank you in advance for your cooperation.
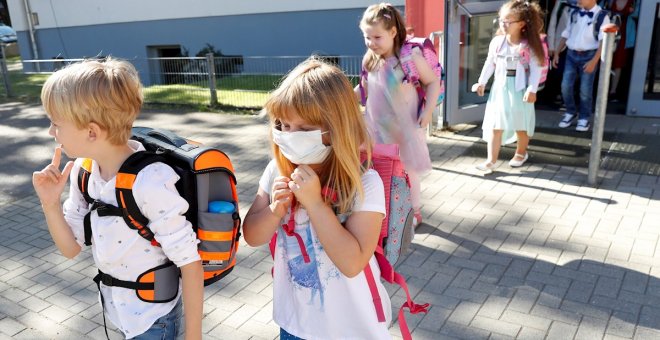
[359,3,407,72]
[265,57,372,214]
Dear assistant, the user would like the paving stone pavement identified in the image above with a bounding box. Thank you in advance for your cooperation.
[0,102,659,340]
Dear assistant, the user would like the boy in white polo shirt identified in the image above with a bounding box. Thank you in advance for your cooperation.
[553,0,610,132]
[32,58,203,339]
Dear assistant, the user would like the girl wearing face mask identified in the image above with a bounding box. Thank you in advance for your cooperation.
[242,57,392,339]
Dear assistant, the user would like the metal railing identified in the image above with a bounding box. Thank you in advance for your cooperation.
[1,55,362,109]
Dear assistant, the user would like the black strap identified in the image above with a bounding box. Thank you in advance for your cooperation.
[93,270,155,291]
[92,270,156,340]
[77,167,94,205]
[115,152,166,244]
[83,201,124,246]
[81,152,166,247]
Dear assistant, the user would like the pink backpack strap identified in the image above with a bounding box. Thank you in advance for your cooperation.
[399,41,420,85]
[359,68,368,106]
[268,200,310,265]
[363,247,429,340]
[364,260,386,322]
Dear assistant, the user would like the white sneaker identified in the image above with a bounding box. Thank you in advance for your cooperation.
[558,113,576,128]
[576,119,590,132]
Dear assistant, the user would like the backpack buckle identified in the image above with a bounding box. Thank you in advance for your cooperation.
[100,274,114,286]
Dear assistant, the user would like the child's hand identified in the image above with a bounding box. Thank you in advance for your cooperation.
[471,83,485,97]
[417,110,433,129]
[523,91,537,103]
[583,59,598,74]
[32,147,74,207]
[289,165,323,210]
[270,176,293,219]
[552,53,560,69]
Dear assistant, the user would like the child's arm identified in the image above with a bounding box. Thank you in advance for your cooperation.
[32,147,81,258]
[134,163,204,339]
[180,260,203,340]
[289,165,383,278]
[473,37,499,96]
[584,43,602,74]
[243,176,293,246]
[524,50,544,103]
[584,14,611,74]
[410,47,441,128]
[553,37,568,68]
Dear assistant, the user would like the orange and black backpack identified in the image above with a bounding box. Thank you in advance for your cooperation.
[78,126,241,303]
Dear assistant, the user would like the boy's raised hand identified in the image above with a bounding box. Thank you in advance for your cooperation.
[33,147,74,207]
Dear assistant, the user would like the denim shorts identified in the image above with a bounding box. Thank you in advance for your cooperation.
[131,298,183,340]
[280,328,305,340]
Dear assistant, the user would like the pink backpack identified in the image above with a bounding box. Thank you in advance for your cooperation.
[268,144,428,340]
[360,37,445,116]
[496,34,549,90]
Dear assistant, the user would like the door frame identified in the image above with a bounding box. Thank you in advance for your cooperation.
[444,0,506,126]
[626,0,660,117]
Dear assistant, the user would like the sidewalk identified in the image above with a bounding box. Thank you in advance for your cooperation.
[0,102,658,339]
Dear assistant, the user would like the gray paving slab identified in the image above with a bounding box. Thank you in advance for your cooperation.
[0,102,659,339]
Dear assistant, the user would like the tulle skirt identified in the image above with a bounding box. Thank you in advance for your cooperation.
[482,76,536,145]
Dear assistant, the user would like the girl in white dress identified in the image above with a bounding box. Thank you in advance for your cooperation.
[472,0,546,173]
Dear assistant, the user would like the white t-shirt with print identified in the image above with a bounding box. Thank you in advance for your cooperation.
[63,140,200,338]
[259,160,392,339]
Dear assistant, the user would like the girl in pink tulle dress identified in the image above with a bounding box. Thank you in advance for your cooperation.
[357,3,441,226]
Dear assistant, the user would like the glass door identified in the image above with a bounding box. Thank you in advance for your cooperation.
[444,0,505,126]
[627,0,660,117]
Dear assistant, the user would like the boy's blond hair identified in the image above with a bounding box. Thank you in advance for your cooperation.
[41,58,143,145]
[265,56,372,214]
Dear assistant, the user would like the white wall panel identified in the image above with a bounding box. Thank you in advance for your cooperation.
[8,0,404,30]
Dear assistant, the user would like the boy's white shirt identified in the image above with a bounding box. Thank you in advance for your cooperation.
[561,4,610,50]
[259,160,392,339]
[477,35,544,93]
[63,140,200,338]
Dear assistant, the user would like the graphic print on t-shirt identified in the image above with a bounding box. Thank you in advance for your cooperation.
[280,209,340,310]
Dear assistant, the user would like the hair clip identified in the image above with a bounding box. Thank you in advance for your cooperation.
[383,13,391,19]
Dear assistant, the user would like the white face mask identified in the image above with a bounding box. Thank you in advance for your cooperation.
[272,129,332,165]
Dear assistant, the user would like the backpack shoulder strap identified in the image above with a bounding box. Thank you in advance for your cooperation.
[594,9,609,40]
[77,158,95,205]
[359,67,368,106]
[115,151,167,246]
[399,40,421,84]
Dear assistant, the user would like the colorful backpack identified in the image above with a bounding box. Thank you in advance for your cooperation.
[362,144,428,340]
[268,144,428,340]
[496,34,550,91]
[360,37,446,117]
[78,127,241,300]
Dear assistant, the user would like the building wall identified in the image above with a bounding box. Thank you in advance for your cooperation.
[7,0,404,59]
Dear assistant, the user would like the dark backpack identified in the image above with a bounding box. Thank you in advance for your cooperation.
[78,127,241,297]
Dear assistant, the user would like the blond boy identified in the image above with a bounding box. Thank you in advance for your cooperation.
[33,58,202,340]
